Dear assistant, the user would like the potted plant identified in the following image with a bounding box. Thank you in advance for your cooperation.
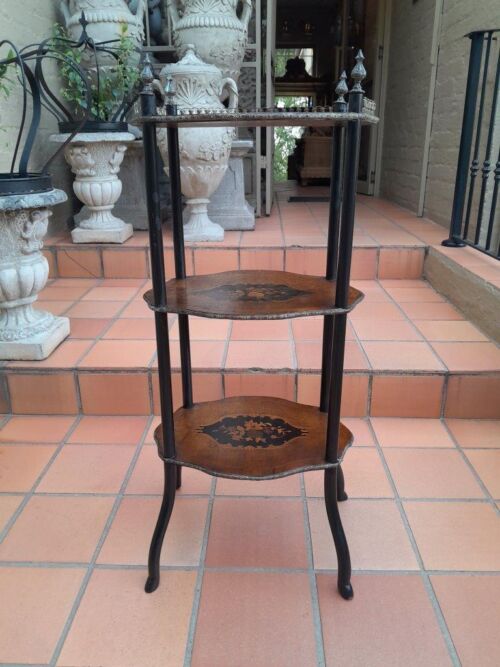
[0,39,88,360]
[50,15,141,243]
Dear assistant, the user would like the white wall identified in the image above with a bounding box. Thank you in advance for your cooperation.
[0,0,72,231]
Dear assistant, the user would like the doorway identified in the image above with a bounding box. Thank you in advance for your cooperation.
[260,0,391,210]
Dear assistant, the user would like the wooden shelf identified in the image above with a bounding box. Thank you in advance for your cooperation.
[144,270,363,320]
[154,396,352,480]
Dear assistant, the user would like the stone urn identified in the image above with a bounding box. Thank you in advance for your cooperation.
[158,48,238,242]
[0,188,69,360]
[51,132,135,243]
[60,0,145,66]
[166,0,252,82]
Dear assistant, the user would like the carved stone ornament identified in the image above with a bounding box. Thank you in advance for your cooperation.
[158,48,239,241]
[59,0,146,67]
[0,189,70,360]
[51,132,135,243]
[166,0,252,82]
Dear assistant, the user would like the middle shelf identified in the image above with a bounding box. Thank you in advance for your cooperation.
[143,270,363,320]
[154,396,353,480]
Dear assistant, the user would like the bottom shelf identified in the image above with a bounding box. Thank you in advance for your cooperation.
[154,396,352,480]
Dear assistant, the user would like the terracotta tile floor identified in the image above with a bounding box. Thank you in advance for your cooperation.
[1,414,499,666]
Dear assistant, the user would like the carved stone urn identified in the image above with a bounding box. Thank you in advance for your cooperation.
[51,132,135,243]
[60,0,145,65]
[0,189,69,360]
[166,0,252,82]
[158,48,238,242]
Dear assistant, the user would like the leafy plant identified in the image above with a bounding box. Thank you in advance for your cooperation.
[0,48,15,98]
[273,96,308,182]
[51,23,139,122]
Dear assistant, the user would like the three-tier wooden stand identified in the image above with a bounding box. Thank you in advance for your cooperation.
[139,51,378,600]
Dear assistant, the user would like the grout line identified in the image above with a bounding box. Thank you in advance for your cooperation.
[0,416,81,546]
[0,489,494,502]
[220,321,233,374]
[182,475,217,667]
[47,415,153,667]
[300,474,326,667]
[366,418,461,666]
[288,320,298,373]
[441,420,500,516]
[1,558,500,576]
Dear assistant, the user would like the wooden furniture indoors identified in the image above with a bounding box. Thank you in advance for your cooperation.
[139,51,377,600]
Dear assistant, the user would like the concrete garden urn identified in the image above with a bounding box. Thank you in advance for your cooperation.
[158,48,238,242]
[51,132,135,243]
[166,0,252,82]
[0,188,69,360]
[60,0,146,66]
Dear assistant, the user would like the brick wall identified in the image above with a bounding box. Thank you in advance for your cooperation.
[424,0,499,226]
[379,0,436,212]
[380,0,499,227]
[0,0,72,231]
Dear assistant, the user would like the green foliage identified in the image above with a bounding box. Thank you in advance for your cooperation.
[0,49,15,99]
[273,96,308,183]
[51,23,139,122]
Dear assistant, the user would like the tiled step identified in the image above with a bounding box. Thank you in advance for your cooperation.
[1,277,499,419]
[42,195,445,281]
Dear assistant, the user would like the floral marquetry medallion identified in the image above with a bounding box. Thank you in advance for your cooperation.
[155,396,353,479]
[200,415,307,448]
[199,283,309,303]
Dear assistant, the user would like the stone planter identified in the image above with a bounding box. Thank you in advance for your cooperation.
[158,48,238,242]
[52,132,135,243]
[167,0,252,82]
[60,0,145,67]
[0,188,69,360]
[208,139,255,230]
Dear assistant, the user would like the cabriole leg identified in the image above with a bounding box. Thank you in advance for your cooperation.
[324,467,353,600]
[145,462,177,593]
[337,464,348,501]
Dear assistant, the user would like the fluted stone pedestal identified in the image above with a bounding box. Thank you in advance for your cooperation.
[208,140,255,230]
[52,132,135,244]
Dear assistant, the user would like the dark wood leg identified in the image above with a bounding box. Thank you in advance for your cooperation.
[324,467,353,600]
[176,465,182,489]
[337,463,348,501]
[145,462,177,593]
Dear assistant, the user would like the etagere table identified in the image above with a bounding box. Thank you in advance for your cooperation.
[139,51,378,600]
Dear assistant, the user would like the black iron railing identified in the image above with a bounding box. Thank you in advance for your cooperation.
[444,29,499,258]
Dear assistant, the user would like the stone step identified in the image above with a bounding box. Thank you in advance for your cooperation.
[1,277,499,419]
[43,195,446,281]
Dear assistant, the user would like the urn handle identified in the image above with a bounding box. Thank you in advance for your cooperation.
[128,0,146,16]
[166,0,180,29]
[59,0,71,26]
[221,77,239,111]
[240,0,253,31]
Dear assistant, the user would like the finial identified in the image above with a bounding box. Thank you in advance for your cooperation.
[335,70,348,104]
[76,11,90,46]
[164,75,176,102]
[351,50,366,93]
[79,11,89,32]
[140,54,154,88]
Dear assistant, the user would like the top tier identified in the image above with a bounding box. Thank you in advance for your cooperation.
[137,104,379,129]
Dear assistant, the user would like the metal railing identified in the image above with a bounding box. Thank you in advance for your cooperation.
[443,29,499,258]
